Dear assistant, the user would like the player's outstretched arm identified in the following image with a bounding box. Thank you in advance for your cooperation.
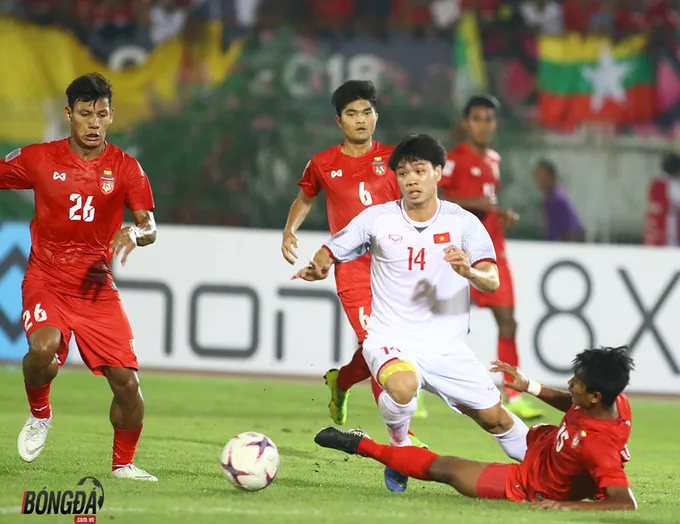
[532,486,637,511]
[282,190,314,264]
[490,361,573,413]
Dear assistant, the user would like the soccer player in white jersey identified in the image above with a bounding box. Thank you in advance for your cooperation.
[293,134,529,492]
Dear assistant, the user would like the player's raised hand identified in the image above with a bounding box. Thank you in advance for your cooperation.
[489,360,530,393]
[443,245,473,278]
[291,259,331,282]
[281,230,299,265]
[109,227,137,267]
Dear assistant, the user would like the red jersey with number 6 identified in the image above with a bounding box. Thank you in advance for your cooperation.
[507,394,632,502]
[298,141,400,293]
[441,143,505,256]
[0,139,155,299]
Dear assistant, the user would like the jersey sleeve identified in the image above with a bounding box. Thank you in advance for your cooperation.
[582,438,630,489]
[124,159,155,212]
[298,159,323,198]
[0,147,33,190]
[461,212,496,265]
[323,206,376,263]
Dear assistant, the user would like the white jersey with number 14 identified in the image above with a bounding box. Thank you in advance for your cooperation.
[323,199,496,347]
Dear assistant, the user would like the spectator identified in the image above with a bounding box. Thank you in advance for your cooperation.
[644,153,680,246]
[562,0,597,34]
[589,0,616,37]
[520,0,563,35]
[392,0,433,38]
[430,0,462,33]
[533,159,585,242]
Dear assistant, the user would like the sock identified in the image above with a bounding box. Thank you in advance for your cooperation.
[378,392,418,446]
[25,383,52,419]
[371,379,417,438]
[494,411,529,461]
[357,438,437,480]
[337,345,371,391]
[498,337,520,400]
[112,425,143,471]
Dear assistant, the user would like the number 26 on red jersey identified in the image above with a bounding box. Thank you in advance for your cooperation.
[69,193,95,222]
[23,303,47,332]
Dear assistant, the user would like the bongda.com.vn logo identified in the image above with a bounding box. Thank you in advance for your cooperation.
[21,476,104,520]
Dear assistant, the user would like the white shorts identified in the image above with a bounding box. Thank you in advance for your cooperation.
[362,336,501,413]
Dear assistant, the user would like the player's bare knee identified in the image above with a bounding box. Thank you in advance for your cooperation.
[384,371,419,405]
[27,330,60,367]
[104,368,140,399]
[428,456,455,484]
[498,317,517,339]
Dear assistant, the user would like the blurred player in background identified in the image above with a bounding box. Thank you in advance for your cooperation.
[440,95,542,421]
[294,134,529,492]
[316,346,637,512]
[281,80,428,430]
[0,73,157,481]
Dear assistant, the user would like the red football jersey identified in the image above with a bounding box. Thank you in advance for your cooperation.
[441,142,505,256]
[508,394,632,502]
[298,141,400,293]
[0,139,155,299]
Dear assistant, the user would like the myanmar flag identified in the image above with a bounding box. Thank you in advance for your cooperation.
[539,34,656,129]
[453,11,487,111]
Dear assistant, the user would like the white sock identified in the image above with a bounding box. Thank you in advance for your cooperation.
[378,391,418,446]
[494,411,529,461]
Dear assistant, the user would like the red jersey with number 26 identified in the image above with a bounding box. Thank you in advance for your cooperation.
[441,143,505,256]
[298,141,400,293]
[507,394,632,502]
[0,139,155,299]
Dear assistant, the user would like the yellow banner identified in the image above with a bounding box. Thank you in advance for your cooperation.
[539,33,647,64]
[0,17,244,144]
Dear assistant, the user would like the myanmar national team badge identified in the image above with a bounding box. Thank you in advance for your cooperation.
[100,169,115,195]
[373,157,387,175]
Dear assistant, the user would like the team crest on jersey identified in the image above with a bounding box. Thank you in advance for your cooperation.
[373,157,387,175]
[100,170,115,194]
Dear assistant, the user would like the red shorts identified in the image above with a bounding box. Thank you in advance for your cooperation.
[476,463,513,500]
[21,280,138,376]
[338,287,372,343]
[471,258,515,308]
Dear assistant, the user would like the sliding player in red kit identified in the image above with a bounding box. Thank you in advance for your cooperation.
[281,80,428,436]
[440,95,542,421]
[0,73,157,480]
[316,346,638,512]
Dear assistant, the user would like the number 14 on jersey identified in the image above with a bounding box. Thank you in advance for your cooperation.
[407,247,426,271]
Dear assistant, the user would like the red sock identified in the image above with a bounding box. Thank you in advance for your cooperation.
[498,337,520,400]
[357,438,437,480]
[336,345,371,391]
[25,383,52,419]
[112,425,143,471]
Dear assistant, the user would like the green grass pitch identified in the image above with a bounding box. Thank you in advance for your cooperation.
[1,365,679,524]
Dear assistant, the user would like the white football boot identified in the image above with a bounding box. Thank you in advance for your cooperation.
[18,414,52,462]
[112,464,158,481]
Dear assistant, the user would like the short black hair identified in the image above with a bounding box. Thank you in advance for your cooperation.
[66,73,113,109]
[536,158,557,179]
[661,153,680,176]
[572,346,634,408]
[463,94,500,118]
[331,80,377,116]
[388,134,447,172]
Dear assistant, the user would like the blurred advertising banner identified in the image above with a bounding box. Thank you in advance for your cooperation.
[2,223,679,395]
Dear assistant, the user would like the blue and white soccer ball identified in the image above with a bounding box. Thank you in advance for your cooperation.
[220,432,280,491]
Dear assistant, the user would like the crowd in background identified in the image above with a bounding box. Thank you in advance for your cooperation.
[1,1,679,45]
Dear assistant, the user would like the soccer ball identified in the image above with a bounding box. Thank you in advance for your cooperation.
[220,432,280,491]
